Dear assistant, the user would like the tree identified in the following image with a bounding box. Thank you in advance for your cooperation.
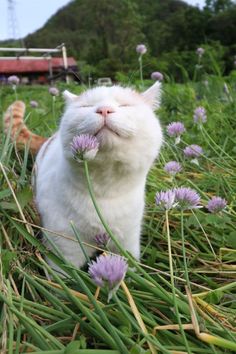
[14,0,236,78]
[25,0,144,77]
[204,0,235,13]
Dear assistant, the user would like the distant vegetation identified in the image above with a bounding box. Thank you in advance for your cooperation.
[1,0,236,80]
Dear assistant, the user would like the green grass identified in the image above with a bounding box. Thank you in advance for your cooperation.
[0,76,236,353]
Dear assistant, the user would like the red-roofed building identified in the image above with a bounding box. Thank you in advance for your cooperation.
[0,57,78,84]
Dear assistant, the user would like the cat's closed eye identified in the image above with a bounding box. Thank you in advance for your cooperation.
[119,104,131,107]
[79,105,93,108]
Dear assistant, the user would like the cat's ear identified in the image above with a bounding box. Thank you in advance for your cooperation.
[142,82,162,110]
[63,90,78,104]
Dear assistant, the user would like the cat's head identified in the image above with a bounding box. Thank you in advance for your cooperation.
[60,83,163,169]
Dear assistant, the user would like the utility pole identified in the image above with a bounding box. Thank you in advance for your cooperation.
[7,0,18,39]
[61,44,70,84]
[7,0,24,46]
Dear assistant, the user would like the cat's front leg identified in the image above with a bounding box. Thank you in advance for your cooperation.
[117,228,141,261]
[125,239,140,261]
[43,234,96,274]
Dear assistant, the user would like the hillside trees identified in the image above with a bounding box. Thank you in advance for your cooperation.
[3,0,235,79]
[204,0,235,13]
[25,0,144,78]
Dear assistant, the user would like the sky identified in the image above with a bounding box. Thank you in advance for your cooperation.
[0,0,206,41]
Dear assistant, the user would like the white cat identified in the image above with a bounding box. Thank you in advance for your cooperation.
[5,83,163,270]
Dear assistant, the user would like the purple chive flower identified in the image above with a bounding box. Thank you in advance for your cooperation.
[164,161,182,176]
[71,134,99,161]
[136,44,147,55]
[193,107,207,124]
[196,47,205,57]
[8,75,20,85]
[207,196,227,213]
[167,122,186,137]
[174,187,201,210]
[30,100,39,108]
[151,71,163,81]
[155,190,176,210]
[94,233,110,247]
[49,87,59,96]
[88,254,128,300]
[184,145,203,158]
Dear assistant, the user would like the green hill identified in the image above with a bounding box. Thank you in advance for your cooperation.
[1,0,236,79]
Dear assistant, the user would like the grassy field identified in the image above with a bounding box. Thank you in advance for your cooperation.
[0,74,236,353]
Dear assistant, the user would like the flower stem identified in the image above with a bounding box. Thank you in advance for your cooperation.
[139,55,143,86]
[84,161,123,254]
[70,221,90,263]
[13,86,18,100]
[201,126,235,163]
[52,96,56,123]
[191,209,216,258]
[165,210,192,354]
[180,210,191,290]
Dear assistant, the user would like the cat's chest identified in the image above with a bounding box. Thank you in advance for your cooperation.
[42,186,142,244]
[61,186,140,223]
[36,150,145,237]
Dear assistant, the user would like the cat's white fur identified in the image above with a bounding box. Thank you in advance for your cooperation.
[35,83,163,270]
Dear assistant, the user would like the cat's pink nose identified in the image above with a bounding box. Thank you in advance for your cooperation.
[96,106,115,117]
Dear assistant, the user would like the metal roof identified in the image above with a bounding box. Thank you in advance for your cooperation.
[0,57,77,74]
